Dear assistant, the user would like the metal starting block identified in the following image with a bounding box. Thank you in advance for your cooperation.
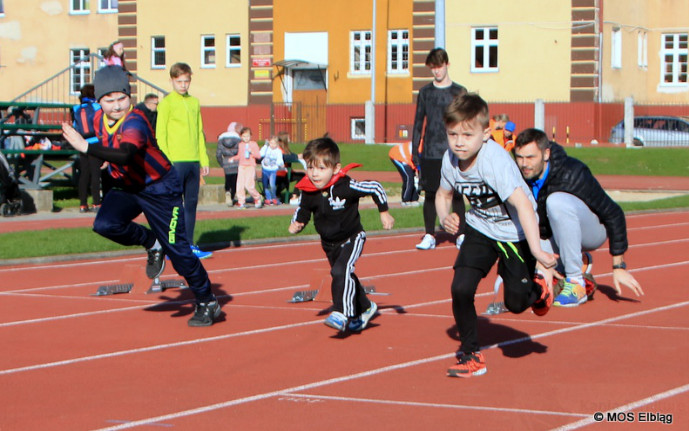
[288,285,388,303]
[93,283,133,296]
[288,289,320,303]
[483,301,508,315]
[146,277,188,294]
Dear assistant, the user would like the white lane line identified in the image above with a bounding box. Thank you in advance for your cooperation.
[282,393,589,418]
[90,300,689,431]
[552,383,689,430]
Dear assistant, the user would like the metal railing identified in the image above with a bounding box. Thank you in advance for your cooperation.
[10,54,167,106]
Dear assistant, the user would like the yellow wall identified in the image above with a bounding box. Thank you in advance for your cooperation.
[272,0,413,104]
[602,0,689,103]
[0,0,117,101]
[446,0,572,101]
[135,0,249,107]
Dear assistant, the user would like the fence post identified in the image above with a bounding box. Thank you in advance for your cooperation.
[624,96,634,147]
[534,99,545,131]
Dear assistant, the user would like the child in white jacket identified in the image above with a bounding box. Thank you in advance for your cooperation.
[260,136,285,204]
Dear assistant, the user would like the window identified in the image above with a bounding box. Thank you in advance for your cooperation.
[70,48,92,94]
[350,30,372,74]
[637,31,648,68]
[0,0,5,15]
[611,27,622,69]
[152,36,166,69]
[351,118,366,140]
[201,35,216,68]
[387,30,409,73]
[661,33,688,85]
[97,47,108,68]
[70,0,89,14]
[294,69,325,90]
[226,34,241,67]
[98,0,117,13]
[471,27,498,72]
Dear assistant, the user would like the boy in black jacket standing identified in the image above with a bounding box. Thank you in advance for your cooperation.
[411,48,467,250]
[513,128,644,307]
[289,137,394,333]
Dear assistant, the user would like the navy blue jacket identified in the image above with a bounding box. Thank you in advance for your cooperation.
[536,142,628,256]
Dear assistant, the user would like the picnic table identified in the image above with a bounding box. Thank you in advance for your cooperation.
[0,148,79,189]
[1,101,78,189]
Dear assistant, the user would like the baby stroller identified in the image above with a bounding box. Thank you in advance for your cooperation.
[0,151,23,216]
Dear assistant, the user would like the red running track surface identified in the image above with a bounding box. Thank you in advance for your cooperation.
[0,210,687,430]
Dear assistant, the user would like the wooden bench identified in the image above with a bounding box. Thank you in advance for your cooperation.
[0,148,79,190]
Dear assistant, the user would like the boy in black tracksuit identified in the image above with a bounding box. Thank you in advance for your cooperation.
[289,137,395,332]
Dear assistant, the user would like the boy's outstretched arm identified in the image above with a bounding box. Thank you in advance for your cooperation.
[436,185,459,235]
[379,211,395,230]
[289,221,304,234]
[507,187,557,269]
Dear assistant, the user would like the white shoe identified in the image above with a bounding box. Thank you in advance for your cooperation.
[456,234,465,250]
[255,199,263,209]
[416,234,436,250]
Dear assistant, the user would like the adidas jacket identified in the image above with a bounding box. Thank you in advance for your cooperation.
[293,175,389,244]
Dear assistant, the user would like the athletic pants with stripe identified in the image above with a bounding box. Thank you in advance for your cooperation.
[92,169,214,304]
[322,231,371,318]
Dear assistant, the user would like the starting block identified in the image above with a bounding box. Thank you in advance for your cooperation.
[146,277,188,294]
[482,275,509,315]
[93,283,133,296]
[288,269,388,303]
[92,263,187,296]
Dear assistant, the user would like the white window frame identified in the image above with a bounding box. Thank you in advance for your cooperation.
[351,118,366,140]
[471,27,499,73]
[387,29,409,74]
[660,33,688,86]
[70,0,89,15]
[96,47,108,68]
[151,36,166,69]
[350,30,372,74]
[70,48,92,95]
[611,27,622,69]
[225,34,241,67]
[201,35,216,68]
[98,0,117,13]
[637,31,648,69]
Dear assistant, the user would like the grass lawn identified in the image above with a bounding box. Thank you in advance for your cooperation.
[4,145,687,260]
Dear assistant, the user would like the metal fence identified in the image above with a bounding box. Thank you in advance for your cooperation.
[277,99,689,146]
[10,54,167,107]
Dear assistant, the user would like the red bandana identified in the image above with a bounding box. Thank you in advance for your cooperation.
[295,163,362,192]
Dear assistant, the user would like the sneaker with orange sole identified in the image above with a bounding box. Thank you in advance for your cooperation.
[531,273,553,317]
[447,352,486,378]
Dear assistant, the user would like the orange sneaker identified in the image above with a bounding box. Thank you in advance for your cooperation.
[583,272,597,300]
[447,352,486,378]
[531,273,553,317]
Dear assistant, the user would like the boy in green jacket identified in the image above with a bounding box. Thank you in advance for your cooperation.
[156,62,212,259]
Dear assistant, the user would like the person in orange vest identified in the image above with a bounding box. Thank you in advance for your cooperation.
[490,113,510,148]
[388,142,419,207]
[503,121,517,152]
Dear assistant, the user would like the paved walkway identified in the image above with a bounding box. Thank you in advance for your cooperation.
[1,172,688,234]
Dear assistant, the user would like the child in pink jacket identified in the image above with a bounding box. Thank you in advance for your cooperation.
[231,127,262,208]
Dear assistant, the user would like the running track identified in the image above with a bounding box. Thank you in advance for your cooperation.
[1,210,687,430]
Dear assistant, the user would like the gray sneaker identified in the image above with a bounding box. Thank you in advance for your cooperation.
[145,248,165,279]
[188,300,221,327]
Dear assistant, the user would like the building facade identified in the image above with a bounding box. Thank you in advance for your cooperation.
[1,0,687,144]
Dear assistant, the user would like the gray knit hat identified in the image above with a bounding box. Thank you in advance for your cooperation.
[94,66,131,101]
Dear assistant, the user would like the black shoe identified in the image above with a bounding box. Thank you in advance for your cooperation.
[188,300,221,327]
[146,248,165,279]
[79,205,90,213]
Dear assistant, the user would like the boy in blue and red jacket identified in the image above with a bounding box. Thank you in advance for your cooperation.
[62,66,220,327]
